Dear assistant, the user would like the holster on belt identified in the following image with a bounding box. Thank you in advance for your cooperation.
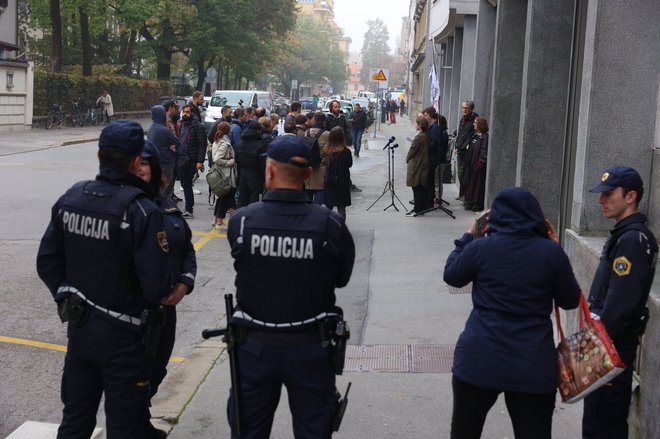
[319,308,350,375]
[141,306,166,357]
[57,294,89,326]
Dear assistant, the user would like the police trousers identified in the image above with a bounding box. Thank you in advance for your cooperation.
[227,336,339,439]
[582,339,638,439]
[57,315,150,439]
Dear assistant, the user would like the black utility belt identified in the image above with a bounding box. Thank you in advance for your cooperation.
[57,286,142,326]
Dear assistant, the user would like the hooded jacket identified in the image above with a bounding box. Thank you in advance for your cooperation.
[147,105,180,166]
[444,187,580,393]
[235,120,268,174]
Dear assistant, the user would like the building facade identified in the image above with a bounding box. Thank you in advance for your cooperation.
[408,0,660,436]
[0,0,33,132]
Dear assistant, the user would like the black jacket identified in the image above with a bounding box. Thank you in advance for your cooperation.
[228,189,355,325]
[455,111,478,152]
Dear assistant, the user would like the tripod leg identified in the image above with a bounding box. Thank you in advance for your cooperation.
[367,181,392,211]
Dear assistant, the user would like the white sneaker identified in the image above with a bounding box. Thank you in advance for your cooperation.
[192,187,202,195]
[179,186,184,191]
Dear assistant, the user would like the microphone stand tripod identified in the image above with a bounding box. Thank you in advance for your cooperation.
[367,138,408,212]
[413,163,455,218]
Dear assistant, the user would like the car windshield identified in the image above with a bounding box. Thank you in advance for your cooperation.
[210,91,253,107]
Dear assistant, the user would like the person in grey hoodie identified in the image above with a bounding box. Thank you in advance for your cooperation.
[147,105,180,199]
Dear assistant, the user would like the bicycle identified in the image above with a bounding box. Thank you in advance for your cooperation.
[46,103,65,129]
[84,103,102,126]
[71,99,85,127]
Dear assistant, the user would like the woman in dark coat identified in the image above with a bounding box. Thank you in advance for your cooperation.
[405,115,429,215]
[463,116,489,211]
[444,187,580,439]
[323,126,352,219]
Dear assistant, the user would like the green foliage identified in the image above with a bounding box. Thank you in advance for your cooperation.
[271,15,349,96]
[33,68,172,116]
[360,19,390,87]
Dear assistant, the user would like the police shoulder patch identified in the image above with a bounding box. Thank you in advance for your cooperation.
[612,256,631,276]
[157,231,170,253]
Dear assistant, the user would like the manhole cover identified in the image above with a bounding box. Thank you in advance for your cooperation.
[411,344,454,373]
[344,345,454,373]
[344,345,408,372]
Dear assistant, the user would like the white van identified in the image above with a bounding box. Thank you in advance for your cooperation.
[204,90,272,128]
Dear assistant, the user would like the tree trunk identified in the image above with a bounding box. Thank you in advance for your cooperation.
[196,59,205,91]
[122,30,137,76]
[79,7,92,76]
[140,24,173,80]
[224,64,230,90]
[50,0,63,72]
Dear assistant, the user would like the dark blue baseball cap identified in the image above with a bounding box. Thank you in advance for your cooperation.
[141,140,160,160]
[267,135,311,168]
[589,166,644,192]
[98,120,145,156]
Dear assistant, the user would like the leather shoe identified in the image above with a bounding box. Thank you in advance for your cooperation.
[145,421,167,438]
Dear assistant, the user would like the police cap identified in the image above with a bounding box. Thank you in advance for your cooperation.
[141,140,160,160]
[267,135,311,168]
[590,166,644,192]
[99,120,145,156]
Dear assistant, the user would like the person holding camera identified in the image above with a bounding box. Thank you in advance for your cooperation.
[444,187,580,439]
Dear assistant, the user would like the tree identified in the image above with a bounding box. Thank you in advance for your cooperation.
[360,19,390,88]
[271,16,348,97]
[49,0,63,72]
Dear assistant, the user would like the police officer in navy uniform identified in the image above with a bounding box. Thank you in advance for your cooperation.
[583,166,658,438]
[138,140,197,438]
[36,120,174,439]
[226,134,355,438]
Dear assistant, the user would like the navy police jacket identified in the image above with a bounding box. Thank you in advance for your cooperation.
[588,212,657,341]
[444,187,580,394]
[36,168,174,320]
[227,189,355,326]
[156,195,196,293]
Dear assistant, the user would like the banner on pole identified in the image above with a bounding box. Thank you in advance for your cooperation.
[429,63,440,110]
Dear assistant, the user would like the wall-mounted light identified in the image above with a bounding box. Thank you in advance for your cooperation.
[6,71,14,90]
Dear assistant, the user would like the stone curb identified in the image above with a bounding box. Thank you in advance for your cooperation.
[150,339,226,433]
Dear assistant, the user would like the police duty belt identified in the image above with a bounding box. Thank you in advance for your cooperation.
[57,285,142,326]
[231,310,341,329]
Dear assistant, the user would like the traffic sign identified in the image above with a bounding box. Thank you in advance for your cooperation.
[369,68,389,82]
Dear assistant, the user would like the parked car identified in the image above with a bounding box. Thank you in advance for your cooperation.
[204,90,272,129]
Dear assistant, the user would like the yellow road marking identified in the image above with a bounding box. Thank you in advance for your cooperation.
[192,229,226,251]
[0,336,184,363]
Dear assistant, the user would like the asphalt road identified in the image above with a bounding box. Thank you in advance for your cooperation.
[0,139,235,437]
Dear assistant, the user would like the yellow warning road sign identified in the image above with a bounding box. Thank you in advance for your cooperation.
[371,69,388,81]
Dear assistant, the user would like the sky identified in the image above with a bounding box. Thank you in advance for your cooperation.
[333,0,410,56]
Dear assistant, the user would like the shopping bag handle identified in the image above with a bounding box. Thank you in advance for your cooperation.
[555,291,591,341]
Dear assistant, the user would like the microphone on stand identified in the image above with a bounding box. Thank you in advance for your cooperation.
[382,136,396,150]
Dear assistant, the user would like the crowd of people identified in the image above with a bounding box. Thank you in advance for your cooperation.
[34,88,657,439]
[145,95,368,225]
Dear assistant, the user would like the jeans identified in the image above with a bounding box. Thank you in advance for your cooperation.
[351,129,363,156]
[179,160,195,213]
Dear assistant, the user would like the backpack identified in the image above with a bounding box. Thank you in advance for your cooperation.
[304,129,324,169]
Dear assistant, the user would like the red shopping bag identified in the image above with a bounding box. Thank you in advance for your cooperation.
[555,294,626,403]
